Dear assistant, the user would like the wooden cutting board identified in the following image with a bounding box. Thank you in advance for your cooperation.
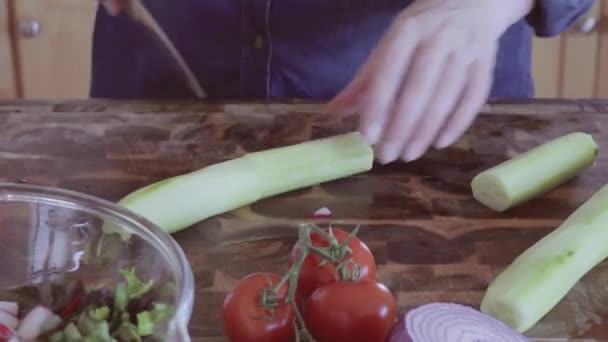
[1,99,608,341]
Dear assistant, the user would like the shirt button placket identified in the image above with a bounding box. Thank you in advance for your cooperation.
[254,35,265,50]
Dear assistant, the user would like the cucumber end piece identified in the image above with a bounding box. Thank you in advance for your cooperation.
[471,173,510,212]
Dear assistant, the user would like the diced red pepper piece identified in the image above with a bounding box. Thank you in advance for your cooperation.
[60,295,82,319]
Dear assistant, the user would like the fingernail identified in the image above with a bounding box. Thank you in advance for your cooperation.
[377,142,401,164]
[435,132,457,149]
[403,141,426,162]
[362,124,382,145]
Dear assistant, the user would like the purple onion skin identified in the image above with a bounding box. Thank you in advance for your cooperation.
[386,317,413,342]
[385,302,529,342]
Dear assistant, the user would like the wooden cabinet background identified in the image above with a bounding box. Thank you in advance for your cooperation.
[13,0,97,98]
[0,0,16,98]
[532,0,608,98]
[0,0,606,99]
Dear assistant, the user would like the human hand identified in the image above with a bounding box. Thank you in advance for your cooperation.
[327,0,534,164]
[100,0,127,16]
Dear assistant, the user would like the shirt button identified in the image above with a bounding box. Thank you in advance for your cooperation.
[254,35,264,49]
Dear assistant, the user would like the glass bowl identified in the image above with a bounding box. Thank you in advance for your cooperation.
[0,182,194,341]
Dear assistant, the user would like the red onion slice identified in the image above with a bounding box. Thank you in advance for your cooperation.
[388,303,529,342]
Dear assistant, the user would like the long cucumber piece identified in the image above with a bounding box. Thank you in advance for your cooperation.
[246,132,373,198]
[118,158,263,234]
[480,184,608,332]
[113,132,373,234]
[471,132,598,211]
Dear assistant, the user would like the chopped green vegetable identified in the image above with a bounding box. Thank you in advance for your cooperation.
[91,306,110,321]
[113,313,141,342]
[81,319,111,341]
[121,268,153,299]
[64,322,83,340]
[110,132,373,234]
[149,303,168,323]
[114,283,128,312]
[480,184,608,332]
[78,308,110,336]
[49,331,65,342]
[471,132,598,211]
[137,311,154,336]
[132,302,170,338]
[2,264,173,341]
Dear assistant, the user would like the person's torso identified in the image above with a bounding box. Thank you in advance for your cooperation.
[90,0,534,100]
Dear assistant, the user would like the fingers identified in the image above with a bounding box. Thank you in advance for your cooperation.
[375,32,452,164]
[357,18,419,146]
[326,25,397,118]
[434,54,494,149]
[325,61,372,117]
[331,6,498,164]
[399,52,469,161]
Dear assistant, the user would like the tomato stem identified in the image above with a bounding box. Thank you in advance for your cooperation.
[280,227,313,331]
[309,224,336,244]
[259,223,363,341]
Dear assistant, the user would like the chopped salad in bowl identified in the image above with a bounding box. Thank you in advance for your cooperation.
[0,183,194,342]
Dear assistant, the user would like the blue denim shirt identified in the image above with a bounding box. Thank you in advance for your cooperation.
[90,0,594,100]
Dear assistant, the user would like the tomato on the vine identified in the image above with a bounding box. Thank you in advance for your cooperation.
[304,281,397,342]
[289,227,376,299]
[221,273,294,342]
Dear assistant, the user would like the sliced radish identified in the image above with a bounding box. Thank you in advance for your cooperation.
[0,327,17,342]
[312,207,332,218]
[0,312,17,331]
[0,303,18,317]
[16,306,62,340]
[0,322,16,339]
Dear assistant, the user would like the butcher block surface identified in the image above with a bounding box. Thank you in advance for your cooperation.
[2,99,608,341]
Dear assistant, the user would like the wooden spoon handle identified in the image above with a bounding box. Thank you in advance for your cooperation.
[125,0,207,99]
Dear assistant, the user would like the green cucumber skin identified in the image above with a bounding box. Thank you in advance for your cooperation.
[118,157,263,234]
[472,132,598,211]
[113,132,373,234]
[246,132,374,198]
[480,184,608,332]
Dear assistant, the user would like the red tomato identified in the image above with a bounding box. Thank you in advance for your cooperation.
[222,273,294,342]
[304,281,397,342]
[290,227,376,299]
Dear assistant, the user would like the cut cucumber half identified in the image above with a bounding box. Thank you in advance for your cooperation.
[111,132,373,234]
[471,132,598,211]
[481,184,608,332]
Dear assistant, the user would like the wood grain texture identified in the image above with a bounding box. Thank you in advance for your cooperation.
[0,0,16,98]
[1,99,608,341]
[597,0,608,97]
[561,1,601,98]
[13,0,96,98]
[532,36,562,98]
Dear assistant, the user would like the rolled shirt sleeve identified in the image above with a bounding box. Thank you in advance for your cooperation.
[526,0,596,37]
